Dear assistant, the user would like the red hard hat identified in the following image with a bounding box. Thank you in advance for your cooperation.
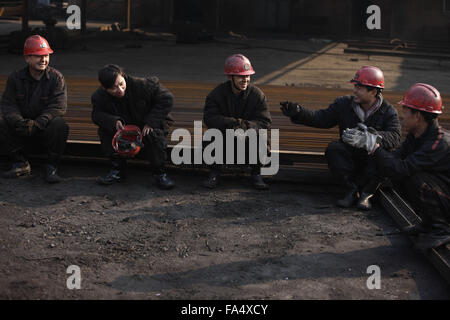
[23,35,54,56]
[112,125,144,157]
[398,83,443,114]
[350,66,384,89]
[224,54,255,76]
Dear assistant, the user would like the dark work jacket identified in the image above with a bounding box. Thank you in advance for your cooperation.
[1,66,67,128]
[203,81,272,131]
[290,95,401,150]
[91,75,174,133]
[373,121,450,186]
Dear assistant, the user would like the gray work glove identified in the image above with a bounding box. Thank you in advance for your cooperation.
[280,101,302,117]
[342,123,381,154]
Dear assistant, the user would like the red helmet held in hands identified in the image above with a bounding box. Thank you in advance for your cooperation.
[112,125,144,157]
[224,54,255,76]
[23,35,54,56]
[398,83,443,114]
[350,66,384,89]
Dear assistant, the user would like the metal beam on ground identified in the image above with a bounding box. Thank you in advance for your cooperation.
[378,187,450,285]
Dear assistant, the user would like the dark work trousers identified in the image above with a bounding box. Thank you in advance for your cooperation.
[98,127,168,175]
[396,172,450,227]
[325,140,380,189]
[204,133,271,175]
[0,116,69,166]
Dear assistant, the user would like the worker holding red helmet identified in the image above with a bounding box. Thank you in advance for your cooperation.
[0,35,68,183]
[348,83,449,250]
[280,66,401,209]
[91,64,175,189]
[202,54,272,189]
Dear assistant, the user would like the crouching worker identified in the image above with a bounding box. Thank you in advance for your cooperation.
[280,66,401,209]
[0,35,68,183]
[345,83,450,250]
[91,64,175,189]
[202,54,272,190]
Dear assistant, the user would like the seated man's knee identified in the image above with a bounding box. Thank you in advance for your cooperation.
[151,128,166,138]
[0,117,16,141]
[98,127,114,141]
[406,172,427,186]
[402,172,432,199]
[325,140,347,159]
[0,117,11,130]
[48,117,69,134]
[143,128,166,144]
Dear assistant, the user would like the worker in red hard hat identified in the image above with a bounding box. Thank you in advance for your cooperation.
[348,83,449,250]
[202,54,272,190]
[280,66,401,210]
[0,35,68,183]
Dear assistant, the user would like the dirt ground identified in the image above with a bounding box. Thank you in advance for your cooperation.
[0,161,449,300]
[0,25,449,301]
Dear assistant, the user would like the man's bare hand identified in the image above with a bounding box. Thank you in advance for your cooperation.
[142,125,153,136]
[116,120,124,131]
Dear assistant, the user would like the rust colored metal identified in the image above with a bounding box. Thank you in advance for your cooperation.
[0,76,448,154]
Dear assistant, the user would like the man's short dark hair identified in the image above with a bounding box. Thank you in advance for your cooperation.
[98,64,125,89]
[365,85,383,96]
[409,107,438,124]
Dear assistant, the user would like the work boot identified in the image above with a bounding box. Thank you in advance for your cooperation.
[45,164,62,183]
[97,168,124,185]
[251,172,269,190]
[355,179,381,211]
[97,157,126,185]
[337,185,359,208]
[154,173,174,190]
[202,169,220,189]
[401,224,429,236]
[413,225,450,251]
[2,161,31,178]
[356,192,374,211]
